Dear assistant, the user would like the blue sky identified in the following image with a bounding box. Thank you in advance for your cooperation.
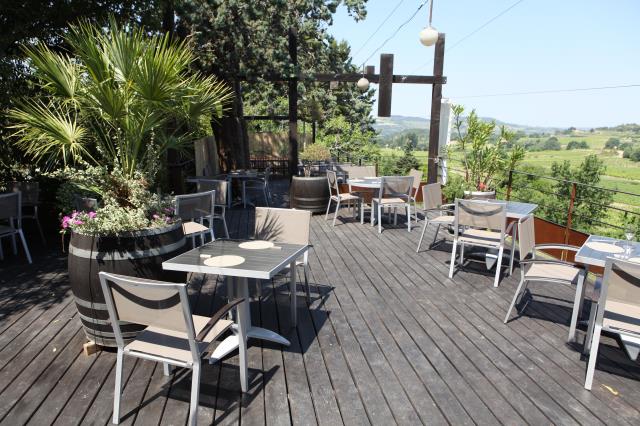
[328,0,640,127]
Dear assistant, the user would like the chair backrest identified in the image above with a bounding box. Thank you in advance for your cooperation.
[0,192,21,223]
[99,272,199,355]
[454,199,507,235]
[379,176,414,200]
[517,214,536,261]
[175,190,215,221]
[74,196,99,212]
[196,179,227,205]
[422,183,444,210]
[408,169,423,195]
[11,182,39,205]
[254,207,311,245]
[599,259,640,332]
[263,167,271,184]
[326,170,340,196]
[339,165,376,179]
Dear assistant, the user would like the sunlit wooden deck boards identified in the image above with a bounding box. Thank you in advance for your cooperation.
[1,194,640,425]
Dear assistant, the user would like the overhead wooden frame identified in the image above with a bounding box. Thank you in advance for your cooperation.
[239,28,447,182]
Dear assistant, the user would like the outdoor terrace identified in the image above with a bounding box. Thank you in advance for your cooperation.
[1,183,640,425]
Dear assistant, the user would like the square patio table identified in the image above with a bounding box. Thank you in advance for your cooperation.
[163,238,309,392]
[575,234,640,359]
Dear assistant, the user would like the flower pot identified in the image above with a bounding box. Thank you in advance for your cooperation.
[290,176,330,213]
[68,222,187,347]
[463,190,496,200]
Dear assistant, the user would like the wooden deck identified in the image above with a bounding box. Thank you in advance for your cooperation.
[1,191,640,425]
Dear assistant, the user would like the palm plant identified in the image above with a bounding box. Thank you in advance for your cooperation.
[10,19,232,181]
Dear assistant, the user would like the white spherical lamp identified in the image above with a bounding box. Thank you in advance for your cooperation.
[419,26,439,46]
[357,77,370,91]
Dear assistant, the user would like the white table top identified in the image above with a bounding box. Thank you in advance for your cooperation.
[347,177,380,188]
[575,234,640,268]
[163,239,309,279]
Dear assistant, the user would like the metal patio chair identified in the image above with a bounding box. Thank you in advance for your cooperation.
[10,181,45,244]
[371,176,414,233]
[416,183,455,252]
[0,192,32,264]
[195,179,230,238]
[583,258,640,390]
[325,170,362,226]
[254,207,312,302]
[408,168,423,222]
[175,190,216,247]
[503,214,587,341]
[242,167,271,207]
[449,198,513,287]
[99,272,241,425]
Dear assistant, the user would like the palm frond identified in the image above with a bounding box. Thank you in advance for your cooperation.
[23,45,79,100]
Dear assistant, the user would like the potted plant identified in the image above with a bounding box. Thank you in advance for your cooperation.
[290,144,332,212]
[9,20,232,346]
[445,105,525,200]
[299,143,331,176]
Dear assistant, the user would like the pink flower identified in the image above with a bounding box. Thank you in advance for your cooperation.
[88,211,97,219]
[74,220,84,225]
[61,216,71,229]
[152,214,160,220]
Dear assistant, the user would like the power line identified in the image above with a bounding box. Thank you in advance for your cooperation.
[361,0,429,68]
[450,83,640,99]
[351,0,406,59]
[412,0,526,73]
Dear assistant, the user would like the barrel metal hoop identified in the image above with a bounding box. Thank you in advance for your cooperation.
[69,238,186,260]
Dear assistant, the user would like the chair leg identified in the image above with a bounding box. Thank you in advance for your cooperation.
[303,263,311,303]
[113,348,124,424]
[459,243,465,266]
[378,204,383,233]
[493,246,504,287]
[11,233,17,255]
[360,200,364,225]
[583,303,598,354]
[35,207,46,245]
[406,205,411,232]
[584,324,602,390]
[568,272,586,342]
[222,212,230,238]
[432,224,441,246]
[449,241,458,278]
[263,186,269,207]
[504,276,527,323]
[370,202,376,226]
[163,362,173,376]
[509,223,518,276]
[325,199,332,220]
[18,230,32,264]
[332,200,340,227]
[416,220,430,252]
[188,362,201,426]
[243,182,247,209]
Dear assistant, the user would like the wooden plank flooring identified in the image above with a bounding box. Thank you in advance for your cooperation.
[1,184,639,425]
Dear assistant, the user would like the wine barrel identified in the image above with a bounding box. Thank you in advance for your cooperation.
[290,176,330,213]
[68,222,187,347]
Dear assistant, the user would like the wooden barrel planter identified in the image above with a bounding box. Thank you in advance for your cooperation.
[68,222,187,347]
[289,176,330,213]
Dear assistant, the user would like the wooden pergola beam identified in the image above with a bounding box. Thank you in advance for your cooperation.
[238,73,446,85]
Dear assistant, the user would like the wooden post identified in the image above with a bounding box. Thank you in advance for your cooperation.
[563,182,577,259]
[288,28,299,177]
[377,54,394,117]
[427,33,445,184]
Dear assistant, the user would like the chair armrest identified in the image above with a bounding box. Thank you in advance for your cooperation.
[535,244,581,252]
[505,221,515,235]
[196,298,244,341]
[520,258,586,270]
[440,203,455,209]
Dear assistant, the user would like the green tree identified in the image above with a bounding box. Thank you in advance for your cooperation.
[176,0,370,170]
[566,140,588,150]
[316,115,379,162]
[605,137,621,149]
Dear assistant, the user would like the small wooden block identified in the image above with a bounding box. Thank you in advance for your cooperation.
[83,341,100,356]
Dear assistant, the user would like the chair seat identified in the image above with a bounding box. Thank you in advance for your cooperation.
[333,193,360,201]
[373,197,408,205]
[0,225,15,236]
[525,263,581,283]
[603,300,640,335]
[183,221,210,236]
[428,215,455,224]
[125,315,233,364]
[459,228,502,246]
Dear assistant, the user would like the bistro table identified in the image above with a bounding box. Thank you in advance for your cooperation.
[163,238,309,392]
[575,234,640,360]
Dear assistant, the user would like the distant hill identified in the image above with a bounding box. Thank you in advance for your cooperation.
[374,115,563,139]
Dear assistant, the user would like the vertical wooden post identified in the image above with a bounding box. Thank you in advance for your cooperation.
[288,27,299,177]
[427,33,445,184]
[377,54,394,117]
